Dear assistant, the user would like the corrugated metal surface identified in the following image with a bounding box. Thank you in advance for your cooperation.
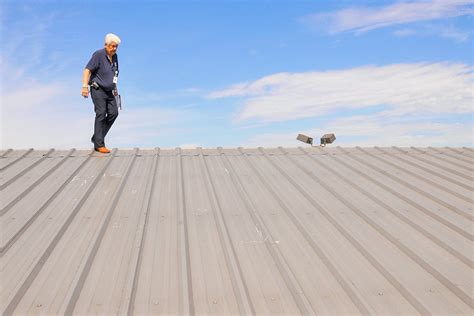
[0,146,472,315]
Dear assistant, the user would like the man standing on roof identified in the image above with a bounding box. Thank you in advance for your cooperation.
[81,33,121,154]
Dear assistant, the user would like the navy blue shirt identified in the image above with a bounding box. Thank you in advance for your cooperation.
[85,48,119,91]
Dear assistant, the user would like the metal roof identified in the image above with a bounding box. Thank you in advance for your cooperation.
[1,146,472,315]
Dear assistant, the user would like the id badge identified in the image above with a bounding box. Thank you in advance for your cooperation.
[113,70,119,84]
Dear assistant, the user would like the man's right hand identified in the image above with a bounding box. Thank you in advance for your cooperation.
[82,87,89,98]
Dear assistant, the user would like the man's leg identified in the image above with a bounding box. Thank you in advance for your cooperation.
[91,89,108,148]
[103,95,119,139]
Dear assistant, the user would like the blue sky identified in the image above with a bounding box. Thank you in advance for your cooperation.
[1,0,473,149]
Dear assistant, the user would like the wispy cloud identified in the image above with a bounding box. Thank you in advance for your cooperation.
[437,25,471,41]
[0,77,189,149]
[211,62,473,147]
[0,6,193,149]
[1,10,59,70]
[238,117,473,148]
[302,0,474,34]
[209,62,473,123]
[393,29,418,37]
[0,77,90,149]
[393,24,471,42]
[323,115,473,146]
[178,143,201,149]
[0,57,193,149]
[108,107,191,148]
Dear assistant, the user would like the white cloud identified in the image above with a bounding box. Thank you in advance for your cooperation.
[0,81,188,149]
[302,0,474,34]
[184,87,201,94]
[323,115,473,146]
[393,24,471,42]
[237,131,311,148]
[178,143,201,149]
[1,80,92,149]
[1,9,59,70]
[393,28,418,37]
[107,106,189,148]
[436,24,471,41]
[0,6,190,150]
[212,62,473,147]
[0,56,189,149]
[209,62,473,123]
[239,117,473,148]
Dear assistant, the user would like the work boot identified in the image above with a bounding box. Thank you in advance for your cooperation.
[95,147,111,154]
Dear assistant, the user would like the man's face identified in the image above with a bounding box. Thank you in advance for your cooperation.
[105,42,118,56]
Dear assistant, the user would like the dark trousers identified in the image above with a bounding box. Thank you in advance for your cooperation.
[91,87,118,148]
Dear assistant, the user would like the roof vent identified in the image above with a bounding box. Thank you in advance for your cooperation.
[297,133,336,147]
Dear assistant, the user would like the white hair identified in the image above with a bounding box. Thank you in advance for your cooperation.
[105,33,121,45]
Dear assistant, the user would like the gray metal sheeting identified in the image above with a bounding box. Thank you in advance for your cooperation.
[0,146,472,315]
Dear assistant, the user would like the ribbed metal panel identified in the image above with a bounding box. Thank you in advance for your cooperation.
[0,147,472,315]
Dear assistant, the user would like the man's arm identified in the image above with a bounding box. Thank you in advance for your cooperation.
[81,68,91,98]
